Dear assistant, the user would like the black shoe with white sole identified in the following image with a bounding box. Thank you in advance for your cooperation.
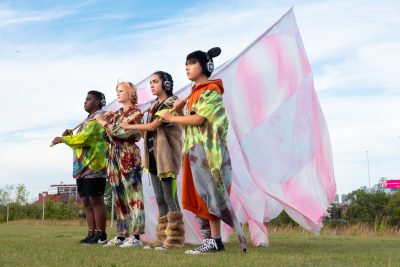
[185,238,225,255]
[79,230,94,243]
[84,230,107,244]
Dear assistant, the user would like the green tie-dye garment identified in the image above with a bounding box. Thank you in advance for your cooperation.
[183,90,229,186]
[62,120,107,178]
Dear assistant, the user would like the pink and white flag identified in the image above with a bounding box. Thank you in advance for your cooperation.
[214,8,336,246]
[105,8,336,246]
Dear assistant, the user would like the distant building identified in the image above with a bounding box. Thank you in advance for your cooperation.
[332,194,350,204]
[333,194,340,203]
[328,178,399,219]
[359,177,399,195]
[38,182,80,204]
[377,177,400,194]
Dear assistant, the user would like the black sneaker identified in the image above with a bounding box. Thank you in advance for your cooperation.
[84,230,107,244]
[97,231,107,244]
[214,238,225,251]
[79,230,94,243]
[185,238,224,255]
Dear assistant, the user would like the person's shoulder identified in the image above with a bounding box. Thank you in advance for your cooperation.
[204,80,223,92]
[87,119,103,127]
[206,83,220,90]
[201,89,221,98]
[150,98,159,107]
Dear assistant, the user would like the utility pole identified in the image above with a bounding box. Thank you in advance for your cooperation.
[6,204,9,224]
[42,192,45,224]
[366,150,371,189]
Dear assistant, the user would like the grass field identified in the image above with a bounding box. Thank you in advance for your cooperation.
[1,220,399,267]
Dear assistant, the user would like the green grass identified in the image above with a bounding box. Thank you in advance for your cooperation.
[1,221,400,267]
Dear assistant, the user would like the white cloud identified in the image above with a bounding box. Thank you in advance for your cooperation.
[314,42,400,94]
[0,4,80,28]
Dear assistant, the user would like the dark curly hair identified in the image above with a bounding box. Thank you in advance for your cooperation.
[87,90,105,108]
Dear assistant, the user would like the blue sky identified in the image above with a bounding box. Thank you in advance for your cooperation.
[1,0,399,200]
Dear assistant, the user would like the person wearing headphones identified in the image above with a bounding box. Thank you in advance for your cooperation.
[119,71,185,250]
[159,47,234,254]
[94,82,145,248]
[51,90,108,244]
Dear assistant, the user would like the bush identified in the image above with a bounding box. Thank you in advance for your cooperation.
[344,189,390,225]
[0,200,82,223]
[268,210,299,227]
[386,190,400,226]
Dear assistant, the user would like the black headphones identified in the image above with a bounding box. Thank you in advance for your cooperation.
[205,53,215,73]
[162,72,172,91]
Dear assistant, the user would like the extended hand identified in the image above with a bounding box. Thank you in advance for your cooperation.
[173,99,186,110]
[119,120,131,129]
[159,110,173,121]
[94,114,104,121]
[51,137,63,146]
[94,114,109,127]
[103,111,115,120]
[133,111,144,120]
[62,129,73,136]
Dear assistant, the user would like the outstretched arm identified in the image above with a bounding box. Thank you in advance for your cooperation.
[120,119,162,132]
[158,110,205,126]
[59,121,101,148]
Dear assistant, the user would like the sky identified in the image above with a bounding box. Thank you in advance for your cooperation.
[0,0,399,200]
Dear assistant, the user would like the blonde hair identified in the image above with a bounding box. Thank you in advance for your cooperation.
[116,82,138,105]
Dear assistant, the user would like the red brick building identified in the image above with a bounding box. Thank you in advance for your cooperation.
[38,182,81,204]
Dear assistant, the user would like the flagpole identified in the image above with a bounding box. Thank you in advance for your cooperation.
[220,187,248,252]
[42,192,45,224]
[111,192,114,227]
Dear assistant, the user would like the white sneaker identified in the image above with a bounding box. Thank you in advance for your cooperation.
[154,246,167,251]
[120,236,143,248]
[143,245,152,250]
[103,236,124,247]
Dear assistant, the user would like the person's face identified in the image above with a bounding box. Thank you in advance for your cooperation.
[150,74,165,97]
[185,59,203,81]
[116,85,130,104]
[84,94,99,113]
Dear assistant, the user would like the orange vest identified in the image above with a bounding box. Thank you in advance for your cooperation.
[181,80,230,220]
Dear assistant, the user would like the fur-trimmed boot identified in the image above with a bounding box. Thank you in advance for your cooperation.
[145,215,168,248]
[163,211,185,249]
